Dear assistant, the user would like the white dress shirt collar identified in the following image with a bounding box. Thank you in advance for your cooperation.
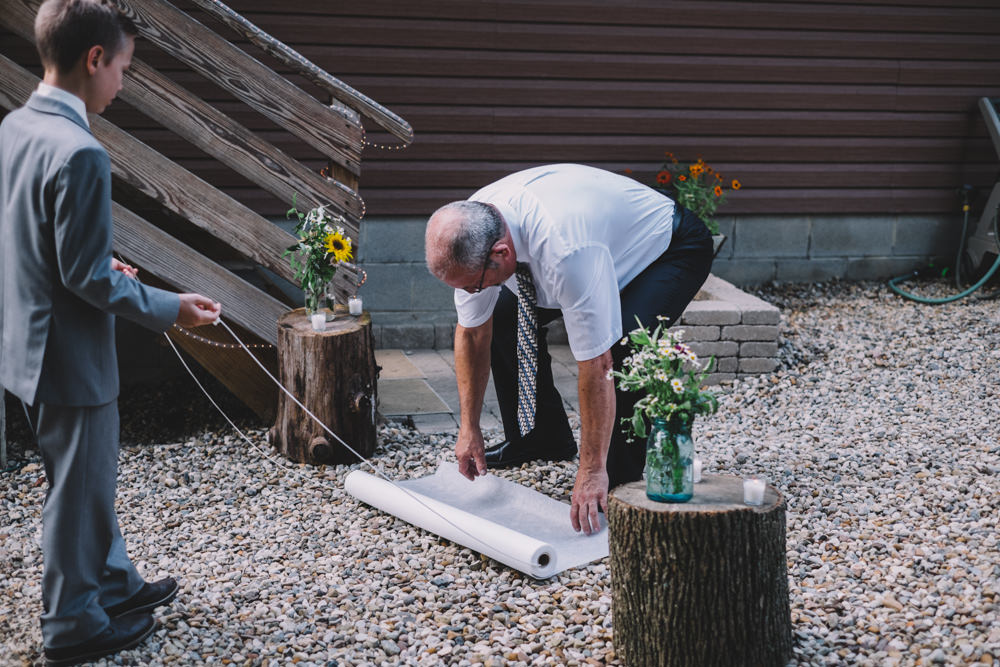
[492,200,527,268]
[36,82,90,128]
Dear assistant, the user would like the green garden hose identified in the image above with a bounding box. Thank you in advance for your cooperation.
[888,194,1000,304]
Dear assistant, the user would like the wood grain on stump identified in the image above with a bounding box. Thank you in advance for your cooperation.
[269,307,377,464]
[608,474,792,667]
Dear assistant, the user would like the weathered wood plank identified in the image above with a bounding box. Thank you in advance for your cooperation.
[122,58,364,220]
[139,107,974,140]
[110,202,285,345]
[171,159,993,194]
[341,134,998,164]
[0,52,301,285]
[165,324,278,420]
[227,15,1000,60]
[0,2,363,221]
[346,187,966,217]
[186,0,412,144]
[110,45,1000,88]
[297,78,995,114]
[105,0,363,175]
[227,1,1000,34]
[110,70,997,115]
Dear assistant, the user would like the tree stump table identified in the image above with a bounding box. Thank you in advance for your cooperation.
[269,307,377,465]
[608,474,792,667]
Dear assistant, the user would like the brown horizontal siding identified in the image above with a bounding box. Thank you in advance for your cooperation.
[221,16,1000,60]
[5,1,1000,219]
[221,2,1000,35]
[215,1,1000,216]
[107,105,985,139]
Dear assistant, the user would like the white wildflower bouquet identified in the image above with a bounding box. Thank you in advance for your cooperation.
[610,316,718,440]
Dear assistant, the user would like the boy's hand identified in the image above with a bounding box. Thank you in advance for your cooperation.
[111,257,138,279]
[176,294,221,328]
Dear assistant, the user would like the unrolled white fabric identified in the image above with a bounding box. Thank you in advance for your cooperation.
[344,462,608,579]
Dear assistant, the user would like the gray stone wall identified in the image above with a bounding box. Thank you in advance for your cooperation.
[356,213,957,345]
[709,214,958,286]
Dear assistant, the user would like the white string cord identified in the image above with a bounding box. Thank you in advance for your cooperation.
[164,320,532,568]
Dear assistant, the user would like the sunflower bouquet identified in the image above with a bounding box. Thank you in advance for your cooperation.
[284,198,353,314]
[653,153,741,235]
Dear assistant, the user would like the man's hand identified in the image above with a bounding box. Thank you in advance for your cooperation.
[455,426,487,481]
[572,349,615,534]
[111,257,138,279]
[452,321,493,481]
[176,293,221,328]
[571,466,609,535]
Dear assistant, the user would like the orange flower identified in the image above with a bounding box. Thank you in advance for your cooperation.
[656,170,671,185]
[732,179,742,190]
[706,166,714,174]
[664,151,674,158]
[689,164,704,177]
[624,168,633,174]
[678,174,687,182]
[714,185,723,197]
[715,173,723,181]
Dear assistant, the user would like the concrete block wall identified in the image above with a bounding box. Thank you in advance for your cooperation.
[709,214,958,285]
[676,275,780,384]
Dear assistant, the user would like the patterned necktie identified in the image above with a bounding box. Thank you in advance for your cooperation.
[515,263,538,436]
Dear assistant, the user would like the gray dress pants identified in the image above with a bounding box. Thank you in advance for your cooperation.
[24,400,145,649]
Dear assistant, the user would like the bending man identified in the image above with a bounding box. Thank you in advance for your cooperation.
[424,164,713,534]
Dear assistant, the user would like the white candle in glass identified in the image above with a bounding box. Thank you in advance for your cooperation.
[693,457,703,483]
[743,477,766,506]
[349,296,363,316]
[310,312,326,331]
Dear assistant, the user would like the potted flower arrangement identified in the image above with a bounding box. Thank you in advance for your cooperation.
[284,198,353,330]
[610,316,718,502]
[653,153,741,258]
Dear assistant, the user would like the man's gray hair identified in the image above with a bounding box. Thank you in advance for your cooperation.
[426,201,504,279]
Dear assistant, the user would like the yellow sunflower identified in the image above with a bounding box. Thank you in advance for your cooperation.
[325,231,353,262]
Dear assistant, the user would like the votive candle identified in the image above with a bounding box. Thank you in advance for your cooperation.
[743,476,766,506]
[693,457,703,483]
[310,312,326,331]
[349,296,363,316]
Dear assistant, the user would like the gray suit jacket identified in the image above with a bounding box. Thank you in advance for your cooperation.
[0,93,180,407]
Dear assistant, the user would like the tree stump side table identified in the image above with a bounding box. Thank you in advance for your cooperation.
[269,307,377,465]
[608,474,792,667]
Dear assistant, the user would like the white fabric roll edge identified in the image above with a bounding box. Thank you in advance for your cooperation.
[344,469,558,579]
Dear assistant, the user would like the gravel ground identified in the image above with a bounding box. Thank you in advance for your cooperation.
[2,279,999,666]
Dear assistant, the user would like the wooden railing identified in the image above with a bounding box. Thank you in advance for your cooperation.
[0,0,412,416]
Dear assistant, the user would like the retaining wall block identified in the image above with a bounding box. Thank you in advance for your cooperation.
[715,357,738,373]
[721,325,780,341]
[739,357,780,374]
[740,341,779,357]
[688,341,739,357]
[679,325,721,342]
[679,301,742,326]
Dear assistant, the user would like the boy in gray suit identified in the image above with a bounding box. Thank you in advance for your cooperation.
[0,0,222,663]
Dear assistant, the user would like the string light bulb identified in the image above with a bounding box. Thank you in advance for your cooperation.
[171,323,274,350]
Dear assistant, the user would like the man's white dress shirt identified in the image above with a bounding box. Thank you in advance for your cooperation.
[454,163,676,361]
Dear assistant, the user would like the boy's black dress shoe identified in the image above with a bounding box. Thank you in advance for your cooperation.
[105,577,178,618]
[44,612,156,666]
[484,440,577,469]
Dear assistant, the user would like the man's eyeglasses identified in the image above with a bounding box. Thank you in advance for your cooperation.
[470,250,492,294]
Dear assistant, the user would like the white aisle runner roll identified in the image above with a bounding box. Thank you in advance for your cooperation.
[344,463,608,579]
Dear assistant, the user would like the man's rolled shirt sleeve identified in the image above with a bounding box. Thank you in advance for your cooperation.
[454,285,500,329]
[552,245,621,361]
[52,148,179,332]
